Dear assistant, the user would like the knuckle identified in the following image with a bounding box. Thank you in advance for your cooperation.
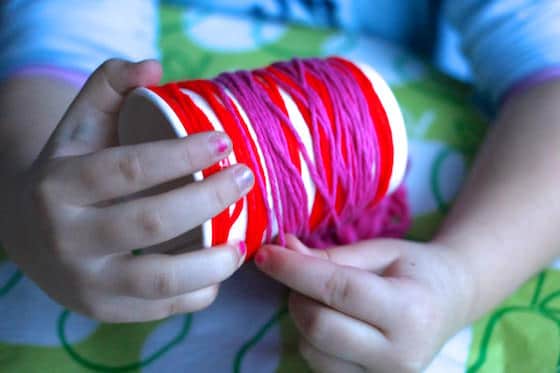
[151,270,178,298]
[322,269,352,307]
[117,150,144,184]
[301,309,329,343]
[137,208,164,238]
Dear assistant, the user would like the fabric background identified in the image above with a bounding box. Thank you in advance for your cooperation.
[1,5,558,373]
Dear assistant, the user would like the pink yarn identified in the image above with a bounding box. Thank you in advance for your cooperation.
[214,58,410,248]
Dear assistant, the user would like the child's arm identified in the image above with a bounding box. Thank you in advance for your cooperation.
[0,76,78,178]
[436,0,560,321]
[435,79,560,321]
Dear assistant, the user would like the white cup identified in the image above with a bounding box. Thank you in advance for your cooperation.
[118,60,407,252]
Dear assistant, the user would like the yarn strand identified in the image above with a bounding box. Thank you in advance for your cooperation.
[150,57,410,256]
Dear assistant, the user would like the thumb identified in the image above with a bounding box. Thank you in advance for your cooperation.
[44,59,162,158]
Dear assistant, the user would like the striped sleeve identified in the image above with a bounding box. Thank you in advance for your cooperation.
[444,0,560,105]
[0,0,159,81]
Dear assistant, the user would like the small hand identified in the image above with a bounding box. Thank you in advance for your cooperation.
[255,236,474,373]
[4,59,254,322]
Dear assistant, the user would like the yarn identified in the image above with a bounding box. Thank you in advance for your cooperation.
[147,57,410,258]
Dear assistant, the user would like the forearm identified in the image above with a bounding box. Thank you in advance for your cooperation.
[0,76,78,234]
[0,76,78,177]
[434,80,560,322]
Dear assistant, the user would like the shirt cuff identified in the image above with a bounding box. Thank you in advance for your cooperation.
[8,65,88,88]
[501,66,560,106]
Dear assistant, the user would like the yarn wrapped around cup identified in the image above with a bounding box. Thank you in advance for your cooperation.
[118,57,410,259]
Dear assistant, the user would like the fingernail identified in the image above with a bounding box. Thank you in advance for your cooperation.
[209,133,231,156]
[233,165,254,195]
[254,251,266,266]
[238,241,246,257]
[235,241,247,267]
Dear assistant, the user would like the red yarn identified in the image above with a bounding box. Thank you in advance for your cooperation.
[148,58,410,258]
[330,57,394,204]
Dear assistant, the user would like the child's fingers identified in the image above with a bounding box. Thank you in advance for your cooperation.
[75,59,162,117]
[81,164,253,255]
[86,285,218,323]
[143,285,218,321]
[289,292,387,366]
[255,245,398,328]
[298,339,364,373]
[46,59,162,157]
[284,234,314,255]
[105,243,245,300]
[284,235,400,274]
[48,132,232,205]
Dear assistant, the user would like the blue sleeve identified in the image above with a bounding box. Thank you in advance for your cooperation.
[0,0,159,81]
[444,0,560,104]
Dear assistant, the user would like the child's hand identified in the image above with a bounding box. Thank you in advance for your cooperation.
[255,236,474,372]
[3,59,253,322]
